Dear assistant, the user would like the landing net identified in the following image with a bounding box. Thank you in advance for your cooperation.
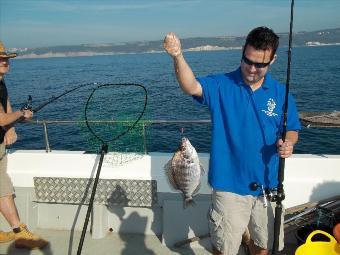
[80,83,148,166]
[19,82,149,166]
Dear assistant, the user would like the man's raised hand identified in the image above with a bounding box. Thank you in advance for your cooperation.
[163,32,182,58]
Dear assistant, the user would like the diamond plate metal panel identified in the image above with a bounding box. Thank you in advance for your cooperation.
[34,177,157,207]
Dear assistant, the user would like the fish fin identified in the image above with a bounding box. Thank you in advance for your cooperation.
[193,182,201,195]
[200,164,205,175]
[184,197,196,209]
[164,159,171,172]
[164,160,178,190]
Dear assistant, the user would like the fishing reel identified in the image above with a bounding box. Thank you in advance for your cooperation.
[249,182,284,203]
[21,95,33,111]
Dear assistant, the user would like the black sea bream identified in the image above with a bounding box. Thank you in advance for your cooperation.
[164,137,204,208]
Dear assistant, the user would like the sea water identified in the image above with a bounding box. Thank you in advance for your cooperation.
[5,45,340,154]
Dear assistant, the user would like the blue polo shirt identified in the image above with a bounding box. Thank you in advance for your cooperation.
[194,68,301,196]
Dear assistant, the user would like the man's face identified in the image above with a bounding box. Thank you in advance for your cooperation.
[240,45,275,86]
[0,58,10,76]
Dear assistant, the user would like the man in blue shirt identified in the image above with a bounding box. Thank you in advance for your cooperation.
[163,27,300,255]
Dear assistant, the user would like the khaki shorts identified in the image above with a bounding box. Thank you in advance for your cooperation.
[208,190,284,255]
[0,143,14,197]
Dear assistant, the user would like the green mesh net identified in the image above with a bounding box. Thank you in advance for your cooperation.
[79,83,149,166]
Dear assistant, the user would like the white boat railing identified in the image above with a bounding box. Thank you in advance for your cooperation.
[28,119,212,153]
[27,112,339,152]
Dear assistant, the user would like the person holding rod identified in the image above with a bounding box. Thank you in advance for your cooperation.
[0,40,49,250]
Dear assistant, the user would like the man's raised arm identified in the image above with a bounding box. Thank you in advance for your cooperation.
[163,32,202,97]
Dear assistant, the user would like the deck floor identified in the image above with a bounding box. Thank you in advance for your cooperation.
[0,228,298,255]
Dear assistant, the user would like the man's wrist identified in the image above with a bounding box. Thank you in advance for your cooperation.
[174,51,183,57]
[173,52,184,62]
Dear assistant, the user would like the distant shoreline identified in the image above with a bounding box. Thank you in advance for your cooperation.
[15,45,242,59]
[15,43,340,60]
[10,27,340,60]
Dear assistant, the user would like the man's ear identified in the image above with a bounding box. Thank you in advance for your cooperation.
[242,45,245,55]
[241,45,245,63]
[270,54,277,65]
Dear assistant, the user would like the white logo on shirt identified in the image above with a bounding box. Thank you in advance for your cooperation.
[262,98,278,117]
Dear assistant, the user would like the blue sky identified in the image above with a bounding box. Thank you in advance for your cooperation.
[0,0,339,48]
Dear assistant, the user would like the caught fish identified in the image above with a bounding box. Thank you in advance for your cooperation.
[164,137,204,208]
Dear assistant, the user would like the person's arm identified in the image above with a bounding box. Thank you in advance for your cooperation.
[4,97,16,129]
[0,107,23,127]
[277,130,299,158]
[0,98,32,127]
[163,32,202,97]
[3,98,18,145]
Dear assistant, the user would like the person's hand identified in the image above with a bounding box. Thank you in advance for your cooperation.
[21,109,33,121]
[277,139,294,158]
[4,127,17,146]
[163,32,182,58]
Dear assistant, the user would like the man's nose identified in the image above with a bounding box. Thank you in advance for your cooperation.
[249,64,257,72]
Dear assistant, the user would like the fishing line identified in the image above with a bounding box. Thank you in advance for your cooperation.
[21,82,97,113]
[76,83,148,255]
[272,0,295,254]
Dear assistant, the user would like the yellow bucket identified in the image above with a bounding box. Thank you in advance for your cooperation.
[295,230,340,255]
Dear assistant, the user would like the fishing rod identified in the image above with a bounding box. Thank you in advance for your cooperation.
[21,82,97,113]
[285,199,339,225]
[272,0,295,254]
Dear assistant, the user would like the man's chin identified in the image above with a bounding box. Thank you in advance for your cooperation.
[245,77,257,84]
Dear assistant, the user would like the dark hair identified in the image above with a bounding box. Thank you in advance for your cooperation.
[243,26,279,58]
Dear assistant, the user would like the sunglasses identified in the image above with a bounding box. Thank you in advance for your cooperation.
[242,55,271,68]
[0,58,10,62]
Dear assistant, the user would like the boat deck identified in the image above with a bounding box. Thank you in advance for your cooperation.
[3,151,339,255]
[0,228,298,255]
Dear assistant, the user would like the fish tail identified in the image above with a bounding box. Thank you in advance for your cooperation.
[184,197,196,209]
